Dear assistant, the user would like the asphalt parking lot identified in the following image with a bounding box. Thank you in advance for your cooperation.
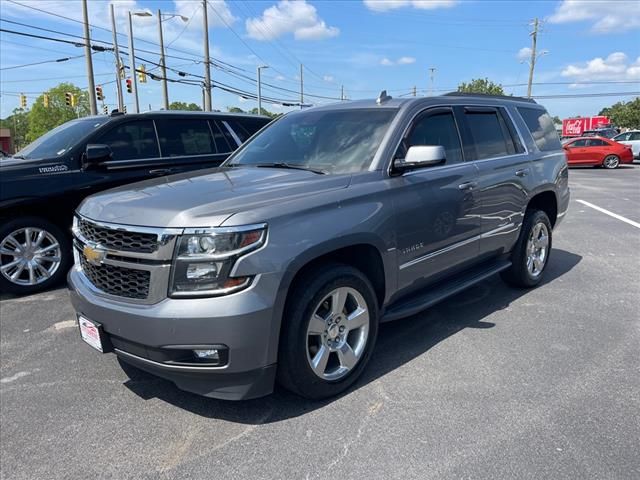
[1,165,639,480]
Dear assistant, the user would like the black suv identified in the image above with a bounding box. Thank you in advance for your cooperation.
[0,111,270,295]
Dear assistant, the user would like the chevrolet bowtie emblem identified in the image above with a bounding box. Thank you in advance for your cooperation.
[83,244,107,266]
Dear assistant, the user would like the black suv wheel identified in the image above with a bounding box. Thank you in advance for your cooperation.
[501,210,552,288]
[0,217,71,295]
[278,263,379,399]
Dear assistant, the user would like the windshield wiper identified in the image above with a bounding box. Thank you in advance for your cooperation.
[253,162,326,175]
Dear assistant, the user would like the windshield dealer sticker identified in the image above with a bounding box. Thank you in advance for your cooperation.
[38,164,68,174]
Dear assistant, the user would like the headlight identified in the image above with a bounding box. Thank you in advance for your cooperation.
[169,224,266,297]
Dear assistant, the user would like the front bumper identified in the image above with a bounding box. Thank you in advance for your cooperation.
[68,267,279,400]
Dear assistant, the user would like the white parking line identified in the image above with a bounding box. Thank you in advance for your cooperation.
[577,200,640,229]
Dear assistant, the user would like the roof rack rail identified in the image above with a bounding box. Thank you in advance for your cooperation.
[443,92,537,104]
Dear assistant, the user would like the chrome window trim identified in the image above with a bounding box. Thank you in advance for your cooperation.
[503,107,529,155]
[399,223,516,270]
[221,120,242,147]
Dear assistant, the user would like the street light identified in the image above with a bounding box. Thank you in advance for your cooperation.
[127,11,151,113]
[157,11,188,110]
[257,65,269,115]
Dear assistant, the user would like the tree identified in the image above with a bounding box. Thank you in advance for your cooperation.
[27,83,89,142]
[599,97,640,129]
[457,78,505,95]
[227,106,245,113]
[0,108,30,152]
[551,115,561,125]
[249,107,281,119]
[169,101,202,111]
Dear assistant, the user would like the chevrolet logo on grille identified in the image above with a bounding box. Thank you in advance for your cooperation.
[83,244,107,266]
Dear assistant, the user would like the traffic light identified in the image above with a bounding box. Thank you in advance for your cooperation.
[95,86,104,101]
[103,105,109,115]
[19,94,27,108]
[43,94,49,108]
[126,78,133,94]
[118,58,126,79]
[137,64,147,83]
[122,105,127,114]
[65,92,72,106]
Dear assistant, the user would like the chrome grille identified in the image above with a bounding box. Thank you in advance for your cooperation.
[78,218,159,253]
[80,255,150,300]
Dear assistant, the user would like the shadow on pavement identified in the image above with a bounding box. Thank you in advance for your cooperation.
[122,248,582,424]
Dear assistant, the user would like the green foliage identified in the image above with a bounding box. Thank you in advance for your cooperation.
[168,101,202,111]
[457,78,505,96]
[0,108,29,151]
[27,83,89,142]
[551,115,561,125]
[599,98,640,129]
[227,106,245,113]
[226,106,281,119]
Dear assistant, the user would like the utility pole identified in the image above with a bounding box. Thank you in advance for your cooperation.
[110,4,124,112]
[257,65,268,115]
[202,0,212,111]
[158,9,169,110]
[127,11,140,113]
[300,64,304,109]
[412,86,416,97]
[82,0,97,115]
[341,85,344,101]
[527,18,539,98]
[428,67,436,96]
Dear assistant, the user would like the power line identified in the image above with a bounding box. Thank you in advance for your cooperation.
[0,54,86,70]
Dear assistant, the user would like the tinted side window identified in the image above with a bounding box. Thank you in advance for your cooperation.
[225,118,269,143]
[407,111,463,164]
[155,119,214,157]
[95,120,159,161]
[630,132,640,141]
[210,121,236,153]
[587,139,607,147]
[464,110,515,160]
[571,139,587,147]
[518,107,562,152]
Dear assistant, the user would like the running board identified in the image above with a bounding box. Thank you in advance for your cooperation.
[381,259,512,323]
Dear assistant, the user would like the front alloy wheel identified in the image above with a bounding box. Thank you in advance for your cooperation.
[0,218,71,295]
[603,155,620,169]
[306,287,370,381]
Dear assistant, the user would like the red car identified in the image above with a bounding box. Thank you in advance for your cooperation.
[563,136,634,169]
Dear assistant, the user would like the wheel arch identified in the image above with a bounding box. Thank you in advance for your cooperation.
[526,189,558,227]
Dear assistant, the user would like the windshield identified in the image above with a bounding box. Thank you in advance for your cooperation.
[228,108,397,174]
[15,117,109,160]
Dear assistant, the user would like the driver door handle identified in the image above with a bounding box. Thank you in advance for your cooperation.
[458,181,477,191]
[515,168,529,177]
[149,168,173,176]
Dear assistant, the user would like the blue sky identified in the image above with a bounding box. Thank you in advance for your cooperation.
[1,0,639,119]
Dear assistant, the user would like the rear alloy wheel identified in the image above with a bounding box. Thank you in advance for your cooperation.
[278,263,379,399]
[602,154,620,169]
[0,218,71,295]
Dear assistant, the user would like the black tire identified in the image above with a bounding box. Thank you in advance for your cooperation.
[501,210,552,288]
[277,263,379,400]
[0,217,72,295]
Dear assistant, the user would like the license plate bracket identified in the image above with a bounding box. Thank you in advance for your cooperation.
[78,316,113,353]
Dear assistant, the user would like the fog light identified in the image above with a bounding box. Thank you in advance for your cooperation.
[193,349,220,361]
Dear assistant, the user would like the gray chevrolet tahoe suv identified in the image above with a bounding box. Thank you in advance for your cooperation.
[68,93,570,400]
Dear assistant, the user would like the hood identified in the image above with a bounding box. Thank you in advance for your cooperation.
[78,166,351,228]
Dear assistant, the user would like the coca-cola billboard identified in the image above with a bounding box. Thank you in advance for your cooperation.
[562,116,610,137]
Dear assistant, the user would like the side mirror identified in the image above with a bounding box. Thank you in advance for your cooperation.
[394,145,446,172]
[84,144,112,169]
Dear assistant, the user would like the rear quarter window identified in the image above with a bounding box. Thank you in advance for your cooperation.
[518,107,562,152]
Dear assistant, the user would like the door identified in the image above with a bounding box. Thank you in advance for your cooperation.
[564,138,589,164]
[391,107,482,293]
[585,138,609,164]
[73,119,164,197]
[458,105,534,257]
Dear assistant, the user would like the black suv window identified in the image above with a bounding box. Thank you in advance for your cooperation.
[225,117,269,143]
[210,121,236,154]
[155,119,214,157]
[518,107,562,152]
[95,120,159,161]
[464,108,517,160]
[406,110,463,164]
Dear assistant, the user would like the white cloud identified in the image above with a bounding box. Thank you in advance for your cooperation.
[364,0,456,12]
[397,56,416,65]
[548,0,640,33]
[380,56,416,66]
[246,0,339,41]
[517,47,532,62]
[561,52,640,82]
[323,75,335,82]
[275,75,286,81]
